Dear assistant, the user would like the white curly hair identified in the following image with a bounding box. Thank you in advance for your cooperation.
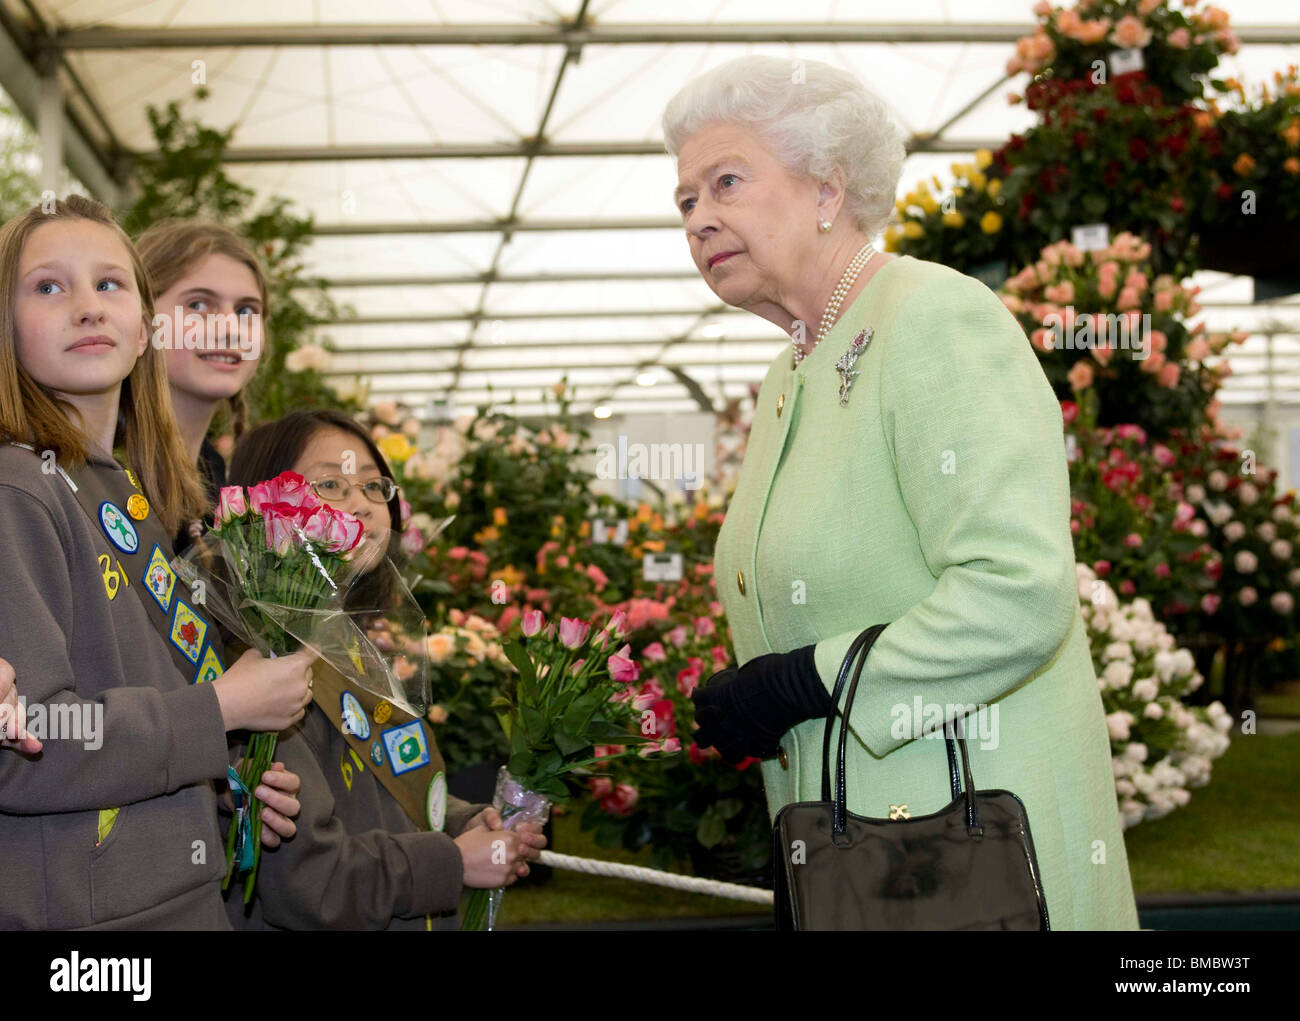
[662,55,908,239]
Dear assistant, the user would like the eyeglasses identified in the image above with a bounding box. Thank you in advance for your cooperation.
[309,475,398,504]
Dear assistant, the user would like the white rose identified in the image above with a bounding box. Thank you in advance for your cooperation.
[1130,597,1154,620]
[1142,702,1164,720]
[1190,519,1209,537]
[1124,741,1149,763]
[1103,641,1135,663]
[1207,502,1234,526]
[1154,650,1178,682]
[1133,769,1158,794]
[1239,586,1258,606]
[1271,592,1295,615]
[1208,470,1228,491]
[1271,539,1293,560]
[1172,649,1195,676]
[1273,504,1293,523]
[1289,567,1300,588]
[1106,712,1132,742]
[1103,660,1135,690]
[1238,482,1259,505]
[1223,521,1246,542]
[1234,550,1258,573]
[1115,779,1137,797]
[1131,677,1159,702]
[1120,800,1145,828]
[1257,522,1277,542]
[1186,484,1206,503]
[1169,788,1190,807]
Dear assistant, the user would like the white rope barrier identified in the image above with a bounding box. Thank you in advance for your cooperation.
[537,850,775,905]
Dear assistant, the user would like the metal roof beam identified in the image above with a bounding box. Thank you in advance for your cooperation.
[52,23,1300,49]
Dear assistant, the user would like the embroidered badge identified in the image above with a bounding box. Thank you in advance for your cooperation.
[142,544,177,613]
[98,501,139,554]
[427,771,447,832]
[835,327,874,407]
[341,692,370,740]
[169,600,208,664]
[124,468,142,491]
[381,721,430,776]
[372,700,392,725]
[126,493,150,521]
[371,741,385,766]
[193,642,224,684]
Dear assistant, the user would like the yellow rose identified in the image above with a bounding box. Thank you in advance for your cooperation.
[377,433,415,463]
[474,525,499,544]
[919,194,939,215]
[974,148,993,170]
[942,210,965,229]
[884,225,904,251]
[987,178,1003,198]
[902,221,924,239]
[493,506,507,526]
[980,211,1003,234]
[894,197,909,214]
[968,171,987,191]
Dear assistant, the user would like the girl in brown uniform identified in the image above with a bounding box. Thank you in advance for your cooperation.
[225,409,545,930]
[0,196,314,930]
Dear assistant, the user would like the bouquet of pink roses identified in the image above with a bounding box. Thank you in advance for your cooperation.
[461,607,657,930]
[177,471,366,901]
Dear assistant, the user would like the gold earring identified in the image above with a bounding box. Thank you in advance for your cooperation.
[818,219,832,233]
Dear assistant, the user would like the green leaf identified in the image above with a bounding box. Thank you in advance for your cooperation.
[502,640,536,685]
[553,729,587,756]
[716,798,743,821]
[696,808,726,849]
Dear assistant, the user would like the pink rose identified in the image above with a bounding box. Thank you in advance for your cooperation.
[666,625,688,649]
[215,485,248,525]
[262,505,298,556]
[559,616,590,650]
[400,525,423,556]
[1125,533,1143,548]
[693,615,715,638]
[1068,360,1094,391]
[601,783,638,817]
[641,641,667,662]
[248,480,277,515]
[584,563,608,592]
[521,609,545,638]
[1168,26,1190,48]
[270,470,318,509]
[589,777,613,799]
[1157,362,1181,388]
[607,644,639,684]
[711,645,730,670]
[324,508,365,554]
[497,606,520,634]
[676,656,704,697]
[1201,593,1221,615]
[605,608,628,637]
[399,498,411,528]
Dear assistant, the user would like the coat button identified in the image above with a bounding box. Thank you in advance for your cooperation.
[737,570,746,595]
[779,746,789,770]
[776,393,785,418]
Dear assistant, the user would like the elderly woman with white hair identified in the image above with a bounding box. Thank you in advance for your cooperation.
[668,55,1139,930]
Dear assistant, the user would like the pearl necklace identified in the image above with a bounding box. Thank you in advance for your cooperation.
[792,241,877,368]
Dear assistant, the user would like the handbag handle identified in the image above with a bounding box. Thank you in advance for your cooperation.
[823,625,984,842]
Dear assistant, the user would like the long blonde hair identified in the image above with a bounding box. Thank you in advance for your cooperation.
[0,195,209,534]
[135,219,271,442]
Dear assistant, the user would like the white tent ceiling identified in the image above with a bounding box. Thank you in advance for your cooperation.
[2,0,1299,417]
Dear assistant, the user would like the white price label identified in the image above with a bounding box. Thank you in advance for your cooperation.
[642,553,683,582]
[1108,47,1145,76]
[591,519,628,544]
[1071,223,1110,252]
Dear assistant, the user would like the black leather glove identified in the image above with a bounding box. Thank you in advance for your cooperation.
[690,645,831,763]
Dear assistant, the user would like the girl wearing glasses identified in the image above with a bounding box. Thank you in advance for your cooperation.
[224,408,545,930]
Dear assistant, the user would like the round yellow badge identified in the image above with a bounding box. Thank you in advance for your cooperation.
[126,494,150,520]
[373,700,392,725]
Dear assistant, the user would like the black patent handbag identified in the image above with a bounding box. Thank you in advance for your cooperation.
[772,623,1050,931]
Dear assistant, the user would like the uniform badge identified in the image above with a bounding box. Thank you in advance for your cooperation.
[381,721,430,777]
[98,501,139,554]
[169,600,208,664]
[124,468,142,491]
[193,642,225,684]
[371,741,385,766]
[426,771,447,832]
[372,700,392,725]
[341,692,370,740]
[126,493,150,520]
[142,544,177,613]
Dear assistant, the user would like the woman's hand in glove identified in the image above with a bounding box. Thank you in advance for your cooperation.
[689,645,830,763]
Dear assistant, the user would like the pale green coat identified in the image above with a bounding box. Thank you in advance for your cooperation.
[713,254,1140,930]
